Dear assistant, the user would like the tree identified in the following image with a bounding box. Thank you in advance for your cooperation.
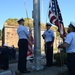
[5,18,18,26]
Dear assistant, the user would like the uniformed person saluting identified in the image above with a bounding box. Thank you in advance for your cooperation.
[42,23,54,67]
[17,18,31,73]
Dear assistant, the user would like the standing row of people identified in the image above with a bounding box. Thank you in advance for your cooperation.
[17,18,75,75]
[17,18,54,73]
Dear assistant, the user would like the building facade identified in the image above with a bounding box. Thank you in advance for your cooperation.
[2,23,62,51]
[2,23,18,47]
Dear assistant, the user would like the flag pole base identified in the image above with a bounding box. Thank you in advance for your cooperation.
[31,65,44,71]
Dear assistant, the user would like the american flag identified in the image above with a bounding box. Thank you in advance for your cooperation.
[48,0,66,37]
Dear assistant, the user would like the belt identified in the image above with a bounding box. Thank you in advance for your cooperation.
[19,38,27,40]
[19,39,27,40]
[46,41,52,43]
[67,53,75,54]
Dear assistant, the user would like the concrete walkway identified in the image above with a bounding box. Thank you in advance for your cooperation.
[12,63,68,75]
[0,59,69,75]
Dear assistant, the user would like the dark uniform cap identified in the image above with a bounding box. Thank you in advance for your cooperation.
[17,18,24,23]
[46,23,52,26]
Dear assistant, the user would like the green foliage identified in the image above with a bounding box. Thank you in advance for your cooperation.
[5,18,68,32]
[54,52,67,66]
[5,18,18,26]
[56,32,60,37]
[0,37,1,40]
[24,18,33,27]
[5,18,34,27]
[0,30,1,36]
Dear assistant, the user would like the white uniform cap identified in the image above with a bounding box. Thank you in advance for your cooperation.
[46,23,52,26]
[70,22,75,27]
[17,18,24,23]
[3,44,8,46]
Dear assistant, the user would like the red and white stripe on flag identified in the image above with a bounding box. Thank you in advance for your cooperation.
[27,36,34,58]
[48,0,66,37]
[48,10,66,37]
[48,10,59,27]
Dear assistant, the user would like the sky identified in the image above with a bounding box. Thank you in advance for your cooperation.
[0,0,75,30]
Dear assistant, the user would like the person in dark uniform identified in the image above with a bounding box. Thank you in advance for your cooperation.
[17,18,31,73]
[11,45,16,60]
[1,44,10,70]
[42,23,54,67]
[0,46,2,69]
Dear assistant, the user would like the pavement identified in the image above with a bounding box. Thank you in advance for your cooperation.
[0,57,69,75]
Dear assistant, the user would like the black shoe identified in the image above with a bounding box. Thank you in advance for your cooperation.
[45,64,52,67]
[20,70,31,73]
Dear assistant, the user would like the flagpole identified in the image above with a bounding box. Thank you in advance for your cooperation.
[33,0,44,70]
[24,0,30,28]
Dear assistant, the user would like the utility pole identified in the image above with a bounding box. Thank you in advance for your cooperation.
[33,0,44,70]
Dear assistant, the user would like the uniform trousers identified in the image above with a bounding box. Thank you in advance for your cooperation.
[67,53,75,75]
[2,47,9,70]
[45,41,53,66]
[18,39,28,71]
[0,53,2,68]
